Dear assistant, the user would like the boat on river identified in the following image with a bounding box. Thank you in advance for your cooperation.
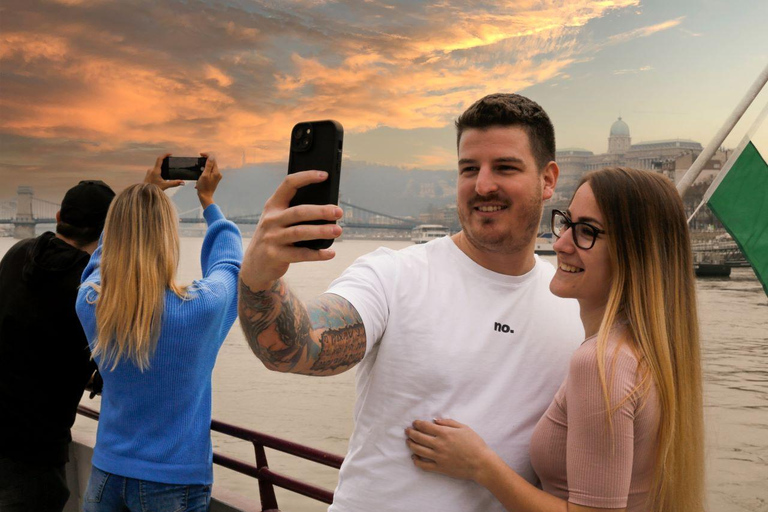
[693,250,731,277]
[691,238,737,277]
[411,224,450,244]
[534,233,556,255]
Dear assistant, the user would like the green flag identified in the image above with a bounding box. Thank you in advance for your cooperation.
[705,140,768,295]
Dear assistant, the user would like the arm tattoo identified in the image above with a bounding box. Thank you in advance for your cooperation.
[307,295,366,374]
[238,278,365,376]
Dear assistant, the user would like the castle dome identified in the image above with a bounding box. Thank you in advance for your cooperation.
[610,117,630,137]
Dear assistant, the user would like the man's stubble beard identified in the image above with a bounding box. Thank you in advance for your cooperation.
[457,192,543,255]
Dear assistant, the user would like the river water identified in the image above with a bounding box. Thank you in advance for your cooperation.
[3,235,764,512]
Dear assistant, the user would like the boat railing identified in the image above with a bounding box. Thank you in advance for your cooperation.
[76,405,344,512]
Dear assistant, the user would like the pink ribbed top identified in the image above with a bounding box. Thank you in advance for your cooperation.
[529,329,660,511]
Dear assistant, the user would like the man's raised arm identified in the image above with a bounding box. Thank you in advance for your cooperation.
[239,281,364,375]
[238,170,365,376]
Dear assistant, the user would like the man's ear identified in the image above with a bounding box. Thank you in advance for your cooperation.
[56,211,61,223]
[541,161,559,201]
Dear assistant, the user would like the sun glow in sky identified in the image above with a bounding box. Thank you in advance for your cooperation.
[1,0,766,199]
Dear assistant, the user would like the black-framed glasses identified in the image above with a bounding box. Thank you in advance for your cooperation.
[550,209,605,250]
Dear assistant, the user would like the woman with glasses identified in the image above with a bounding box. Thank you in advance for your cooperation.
[406,167,704,512]
[75,155,242,512]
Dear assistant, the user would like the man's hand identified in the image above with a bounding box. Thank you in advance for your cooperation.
[240,170,344,291]
[195,153,221,209]
[143,153,185,190]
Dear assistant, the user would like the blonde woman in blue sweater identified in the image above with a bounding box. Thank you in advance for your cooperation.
[76,154,242,512]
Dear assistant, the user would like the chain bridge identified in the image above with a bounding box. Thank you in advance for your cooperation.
[0,187,62,238]
[177,200,418,232]
[1,187,419,239]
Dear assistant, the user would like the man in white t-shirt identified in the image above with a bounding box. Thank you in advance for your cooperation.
[238,93,583,512]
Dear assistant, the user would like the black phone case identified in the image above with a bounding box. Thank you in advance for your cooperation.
[161,157,207,181]
[288,120,344,249]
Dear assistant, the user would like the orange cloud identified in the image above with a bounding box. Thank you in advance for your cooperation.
[205,65,234,87]
[607,16,685,44]
[3,55,234,141]
[0,33,70,62]
[408,145,457,169]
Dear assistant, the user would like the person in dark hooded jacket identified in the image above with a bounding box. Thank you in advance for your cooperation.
[0,180,114,512]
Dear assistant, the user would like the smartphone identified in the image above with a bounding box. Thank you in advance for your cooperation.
[161,156,207,181]
[288,120,344,249]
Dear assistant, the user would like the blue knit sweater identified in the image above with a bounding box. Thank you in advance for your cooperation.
[76,204,242,485]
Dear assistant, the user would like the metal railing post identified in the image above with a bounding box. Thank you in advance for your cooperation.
[254,443,279,511]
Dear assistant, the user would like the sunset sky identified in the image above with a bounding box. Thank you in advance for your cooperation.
[1,0,767,200]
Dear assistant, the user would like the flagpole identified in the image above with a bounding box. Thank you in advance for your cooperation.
[686,100,768,224]
[677,62,768,198]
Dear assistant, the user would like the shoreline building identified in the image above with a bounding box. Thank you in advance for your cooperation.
[555,117,727,200]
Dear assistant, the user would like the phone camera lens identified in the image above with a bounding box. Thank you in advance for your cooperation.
[293,127,303,140]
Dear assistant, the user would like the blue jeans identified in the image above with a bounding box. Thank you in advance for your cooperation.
[83,466,211,512]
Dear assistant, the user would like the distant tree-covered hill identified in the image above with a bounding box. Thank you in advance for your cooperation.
[171,160,457,219]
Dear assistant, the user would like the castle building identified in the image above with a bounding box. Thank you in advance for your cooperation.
[555,117,725,200]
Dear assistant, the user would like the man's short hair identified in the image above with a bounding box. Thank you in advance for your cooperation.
[56,180,115,246]
[55,221,103,247]
[455,93,556,171]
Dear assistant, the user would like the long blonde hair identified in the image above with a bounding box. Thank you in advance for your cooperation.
[88,183,186,370]
[583,168,704,512]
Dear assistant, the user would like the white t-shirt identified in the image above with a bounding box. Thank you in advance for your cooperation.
[325,236,584,512]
